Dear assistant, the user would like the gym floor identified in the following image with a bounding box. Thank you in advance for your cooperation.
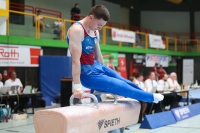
[0,105,200,133]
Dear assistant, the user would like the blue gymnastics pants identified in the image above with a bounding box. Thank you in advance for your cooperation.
[80,61,154,103]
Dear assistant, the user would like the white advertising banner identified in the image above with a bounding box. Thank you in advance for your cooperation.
[146,54,169,67]
[0,44,42,67]
[182,59,194,86]
[111,28,135,43]
[149,34,165,49]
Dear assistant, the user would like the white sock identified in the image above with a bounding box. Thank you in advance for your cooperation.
[153,94,164,103]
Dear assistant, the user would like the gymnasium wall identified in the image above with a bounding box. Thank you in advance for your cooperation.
[141,11,190,34]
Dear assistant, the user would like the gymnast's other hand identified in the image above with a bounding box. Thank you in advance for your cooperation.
[74,89,84,99]
[73,83,83,99]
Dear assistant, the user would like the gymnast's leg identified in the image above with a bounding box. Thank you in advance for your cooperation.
[81,74,163,103]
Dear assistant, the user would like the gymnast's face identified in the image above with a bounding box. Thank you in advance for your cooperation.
[89,15,107,31]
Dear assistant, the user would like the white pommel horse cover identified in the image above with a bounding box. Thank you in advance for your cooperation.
[33,96,141,133]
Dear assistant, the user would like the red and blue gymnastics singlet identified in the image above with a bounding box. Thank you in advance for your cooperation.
[67,21,98,74]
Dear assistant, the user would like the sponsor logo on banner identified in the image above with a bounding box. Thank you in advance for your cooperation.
[111,28,135,43]
[172,107,191,121]
[97,118,120,130]
[149,34,165,49]
[118,54,127,79]
[0,44,42,67]
[146,54,169,67]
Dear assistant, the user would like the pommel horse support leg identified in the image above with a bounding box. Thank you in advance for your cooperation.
[33,93,141,133]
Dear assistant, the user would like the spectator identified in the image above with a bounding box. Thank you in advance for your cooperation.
[107,57,116,70]
[115,66,121,75]
[0,73,9,106]
[158,65,166,80]
[0,73,3,88]
[167,72,182,108]
[52,17,62,40]
[151,63,158,81]
[137,73,146,91]
[34,10,50,32]
[157,74,169,92]
[136,73,147,122]
[145,72,160,114]
[71,3,81,22]
[5,71,29,113]
[129,73,138,86]
[162,36,166,45]
[158,74,174,109]
[167,72,180,90]
[135,30,141,47]
[145,71,158,93]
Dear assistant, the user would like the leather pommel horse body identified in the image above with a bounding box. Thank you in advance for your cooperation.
[33,93,141,133]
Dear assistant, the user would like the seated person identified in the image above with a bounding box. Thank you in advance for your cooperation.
[0,73,9,106]
[129,73,139,86]
[167,72,181,90]
[136,73,147,122]
[137,73,146,91]
[5,71,29,113]
[0,73,3,88]
[157,74,170,92]
[158,74,174,109]
[167,72,182,108]
[144,72,158,93]
[145,72,160,114]
[52,17,62,40]
[34,10,50,32]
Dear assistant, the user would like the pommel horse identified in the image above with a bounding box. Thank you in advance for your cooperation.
[33,91,141,133]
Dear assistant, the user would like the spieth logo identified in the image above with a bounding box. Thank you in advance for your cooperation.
[98,119,105,130]
[97,118,120,130]
[0,46,19,60]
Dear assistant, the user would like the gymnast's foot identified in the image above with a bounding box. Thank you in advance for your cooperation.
[153,94,164,103]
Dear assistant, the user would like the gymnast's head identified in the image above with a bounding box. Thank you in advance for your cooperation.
[87,5,110,31]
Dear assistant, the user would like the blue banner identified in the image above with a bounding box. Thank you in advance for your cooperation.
[171,106,192,122]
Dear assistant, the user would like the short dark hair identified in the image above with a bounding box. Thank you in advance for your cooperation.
[149,71,155,76]
[88,5,110,21]
[109,57,113,60]
[138,73,143,77]
[155,63,158,66]
[75,3,78,6]
[9,70,16,77]
[133,73,138,78]
[37,10,42,13]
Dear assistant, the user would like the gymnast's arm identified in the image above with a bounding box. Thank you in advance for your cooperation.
[68,25,84,98]
[94,31,104,64]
